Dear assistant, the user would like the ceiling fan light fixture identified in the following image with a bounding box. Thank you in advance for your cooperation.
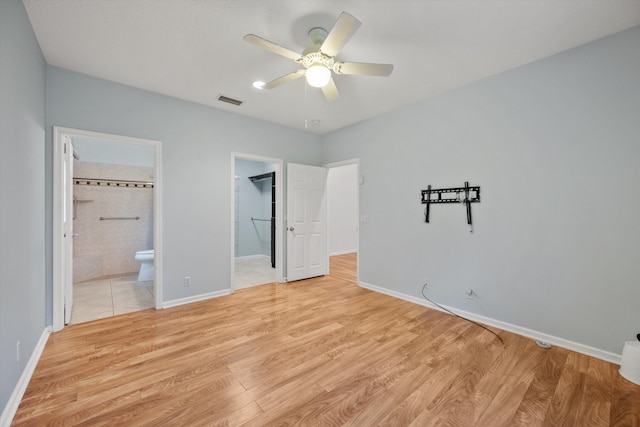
[305,65,331,88]
[244,11,392,102]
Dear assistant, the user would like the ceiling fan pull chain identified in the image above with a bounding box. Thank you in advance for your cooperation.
[304,79,309,128]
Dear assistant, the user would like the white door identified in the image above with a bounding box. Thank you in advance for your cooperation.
[286,163,328,281]
[63,136,74,324]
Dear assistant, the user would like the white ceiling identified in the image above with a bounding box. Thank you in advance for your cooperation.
[23,0,640,135]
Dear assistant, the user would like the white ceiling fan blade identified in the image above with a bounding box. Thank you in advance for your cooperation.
[263,69,306,89]
[335,62,394,77]
[321,78,340,102]
[243,34,302,61]
[320,12,361,57]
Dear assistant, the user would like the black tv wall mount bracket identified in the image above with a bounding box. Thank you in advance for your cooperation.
[421,181,480,232]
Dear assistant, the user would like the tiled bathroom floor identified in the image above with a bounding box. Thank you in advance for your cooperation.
[70,275,154,324]
[234,256,276,289]
[72,258,273,324]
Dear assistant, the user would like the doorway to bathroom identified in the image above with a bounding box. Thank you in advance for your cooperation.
[53,127,163,331]
[231,153,283,289]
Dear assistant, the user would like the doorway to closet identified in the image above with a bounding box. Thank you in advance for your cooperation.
[232,155,282,289]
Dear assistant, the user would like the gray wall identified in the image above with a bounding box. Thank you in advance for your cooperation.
[0,0,47,413]
[45,66,323,308]
[323,26,640,355]
[73,137,155,167]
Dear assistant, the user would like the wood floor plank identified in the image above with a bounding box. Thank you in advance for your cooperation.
[573,357,615,427]
[377,363,454,427]
[424,332,501,425]
[509,346,570,426]
[12,253,640,426]
[345,358,440,426]
[610,369,640,427]
[544,366,586,426]
[475,375,531,426]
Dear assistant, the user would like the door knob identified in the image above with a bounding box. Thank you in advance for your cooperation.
[288,227,295,231]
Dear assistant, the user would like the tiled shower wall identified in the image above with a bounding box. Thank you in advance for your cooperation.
[73,161,154,283]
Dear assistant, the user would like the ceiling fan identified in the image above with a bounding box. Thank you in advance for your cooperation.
[244,11,393,102]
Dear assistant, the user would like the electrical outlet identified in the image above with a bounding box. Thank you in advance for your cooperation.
[16,341,21,362]
[184,276,191,287]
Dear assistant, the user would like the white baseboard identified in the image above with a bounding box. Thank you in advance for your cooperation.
[0,327,51,427]
[161,289,231,309]
[359,281,622,365]
[329,250,358,256]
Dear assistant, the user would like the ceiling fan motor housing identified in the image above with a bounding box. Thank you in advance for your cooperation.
[300,51,334,69]
[308,27,328,44]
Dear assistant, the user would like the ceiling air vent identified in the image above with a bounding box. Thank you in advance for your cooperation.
[217,95,243,106]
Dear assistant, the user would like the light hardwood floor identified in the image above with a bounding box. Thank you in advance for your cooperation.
[13,253,640,426]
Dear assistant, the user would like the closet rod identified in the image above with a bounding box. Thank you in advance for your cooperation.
[251,217,272,222]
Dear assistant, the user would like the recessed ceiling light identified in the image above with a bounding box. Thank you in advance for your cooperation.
[252,81,265,89]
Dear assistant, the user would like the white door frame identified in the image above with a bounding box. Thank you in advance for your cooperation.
[52,126,163,331]
[63,133,74,324]
[230,153,284,289]
[324,158,360,284]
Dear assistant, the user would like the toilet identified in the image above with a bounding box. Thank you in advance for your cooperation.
[134,249,154,281]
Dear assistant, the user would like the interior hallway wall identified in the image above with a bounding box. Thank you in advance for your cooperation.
[322,25,640,358]
[0,0,47,415]
[327,164,358,255]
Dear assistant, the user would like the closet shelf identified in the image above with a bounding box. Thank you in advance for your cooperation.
[248,172,274,182]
